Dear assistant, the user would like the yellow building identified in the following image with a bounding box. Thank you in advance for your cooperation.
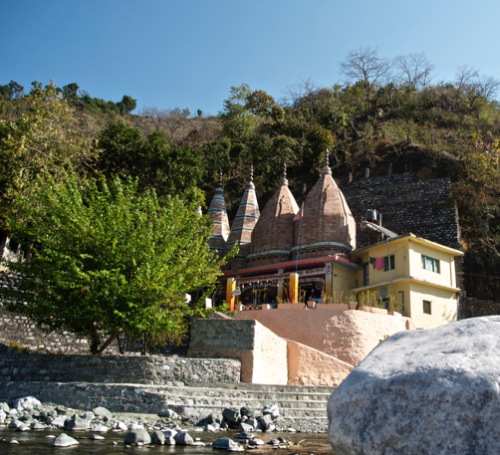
[347,234,462,329]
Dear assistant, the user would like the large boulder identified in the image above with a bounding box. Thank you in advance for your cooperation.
[328,317,500,455]
[13,397,41,412]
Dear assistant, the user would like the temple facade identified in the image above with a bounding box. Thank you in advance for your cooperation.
[206,151,463,329]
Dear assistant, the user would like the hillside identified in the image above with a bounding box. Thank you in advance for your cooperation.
[1,71,500,302]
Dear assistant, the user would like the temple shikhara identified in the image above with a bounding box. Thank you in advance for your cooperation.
[206,150,463,330]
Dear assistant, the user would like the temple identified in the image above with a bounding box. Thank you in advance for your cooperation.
[207,150,463,329]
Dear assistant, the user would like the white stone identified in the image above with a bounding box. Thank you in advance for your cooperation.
[90,434,105,440]
[328,316,500,455]
[13,397,41,412]
[92,424,109,432]
[50,416,67,428]
[52,433,79,447]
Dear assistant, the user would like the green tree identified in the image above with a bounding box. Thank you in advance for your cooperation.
[117,95,137,114]
[0,82,95,230]
[4,169,226,354]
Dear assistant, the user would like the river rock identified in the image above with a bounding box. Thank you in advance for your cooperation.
[52,433,79,447]
[240,406,254,418]
[8,419,24,429]
[13,396,41,412]
[158,408,178,419]
[239,422,254,433]
[249,438,265,446]
[113,421,128,431]
[0,402,9,412]
[257,414,272,429]
[50,415,67,428]
[208,412,223,424]
[262,404,279,419]
[124,428,151,444]
[92,424,109,432]
[150,430,165,445]
[213,438,242,450]
[92,406,112,420]
[56,405,69,415]
[65,415,90,431]
[90,434,105,440]
[222,408,240,424]
[173,431,193,445]
[328,316,500,455]
[82,411,95,420]
[0,409,6,423]
[30,421,47,430]
[246,418,261,430]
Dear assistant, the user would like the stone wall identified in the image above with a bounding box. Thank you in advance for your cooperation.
[0,307,107,354]
[189,318,288,385]
[0,345,241,385]
[461,297,500,319]
[341,173,461,250]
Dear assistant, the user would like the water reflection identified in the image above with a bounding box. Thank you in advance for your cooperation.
[0,428,334,454]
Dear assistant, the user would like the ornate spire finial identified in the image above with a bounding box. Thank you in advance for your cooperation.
[322,148,332,176]
[219,170,223,188]
[280,162,288,186]
[250,165,254,182]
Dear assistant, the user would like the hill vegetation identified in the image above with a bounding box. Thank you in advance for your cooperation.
[2,48,500,301]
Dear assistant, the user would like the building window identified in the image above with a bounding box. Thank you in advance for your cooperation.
[384,255,395,271]
[363,262,369,286]
[423,300,431,314]
[422,255,440,273]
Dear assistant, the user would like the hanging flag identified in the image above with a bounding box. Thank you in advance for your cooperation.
[293,203,304,221]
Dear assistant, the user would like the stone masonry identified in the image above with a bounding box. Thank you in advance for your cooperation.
[341,172,460,250]
[0,345,241,385]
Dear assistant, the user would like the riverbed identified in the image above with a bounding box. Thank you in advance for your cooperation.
[0,428,334,454]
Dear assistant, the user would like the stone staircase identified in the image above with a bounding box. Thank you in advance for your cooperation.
[0,380,335,424]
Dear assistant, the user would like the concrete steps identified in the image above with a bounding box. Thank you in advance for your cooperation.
[0,381,335,422]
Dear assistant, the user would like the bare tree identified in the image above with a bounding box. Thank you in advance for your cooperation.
[393,52,434,89]
[340,47,392,93]
[455,65,500,102]
[139,106,191,138]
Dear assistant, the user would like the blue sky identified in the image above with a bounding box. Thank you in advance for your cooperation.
[1,1,499,115]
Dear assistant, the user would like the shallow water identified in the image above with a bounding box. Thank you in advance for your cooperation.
[0,428,335,454]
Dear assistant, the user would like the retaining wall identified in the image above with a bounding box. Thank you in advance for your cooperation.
[189,318,288,385]
[0,346,241,385]
[461,297,500,319]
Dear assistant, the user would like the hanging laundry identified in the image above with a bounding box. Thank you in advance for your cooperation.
[374,257,384,270]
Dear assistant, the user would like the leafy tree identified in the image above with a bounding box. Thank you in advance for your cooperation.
[0,82,95,230]
[3,169,226,354]
[117,95,137,114]
[95,124,205,198]
[62,83,80,105]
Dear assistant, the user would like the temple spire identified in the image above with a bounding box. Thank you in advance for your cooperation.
[207,172,230,255]
[225,166,260,268]
[280,162,288,186]
[322,148,332,175]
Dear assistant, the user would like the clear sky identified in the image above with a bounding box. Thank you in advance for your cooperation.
[1,0,499,115]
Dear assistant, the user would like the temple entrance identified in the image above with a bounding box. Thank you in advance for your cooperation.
[240,283,279,308]
[299,280,324,303]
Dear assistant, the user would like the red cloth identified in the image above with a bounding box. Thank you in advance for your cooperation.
[374,257,384,270]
